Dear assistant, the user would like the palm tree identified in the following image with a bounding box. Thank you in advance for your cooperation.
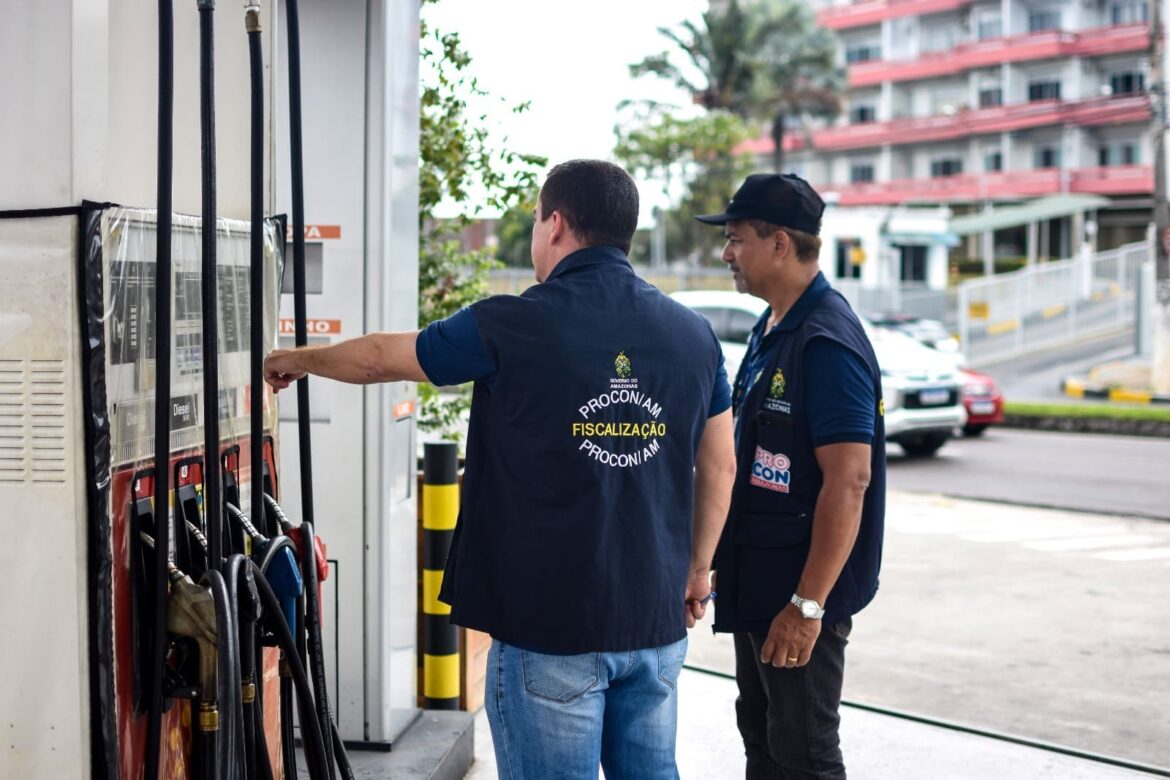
[630,0,844,174]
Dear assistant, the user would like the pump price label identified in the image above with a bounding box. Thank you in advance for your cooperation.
[279,318,341,336]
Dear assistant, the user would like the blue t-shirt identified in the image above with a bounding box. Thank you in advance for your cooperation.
[736,323,875,447]
[417,306,733,418]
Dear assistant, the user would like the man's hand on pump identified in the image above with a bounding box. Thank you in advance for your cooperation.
[264,348,309,392]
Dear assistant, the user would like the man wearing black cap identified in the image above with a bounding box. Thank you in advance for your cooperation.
[697,174,886,779]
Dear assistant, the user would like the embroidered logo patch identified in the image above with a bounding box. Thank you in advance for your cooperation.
[750,446,791,493]
[615,351,632,379]
[769,368,786,399]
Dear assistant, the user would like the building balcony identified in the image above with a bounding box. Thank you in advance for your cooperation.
[763,94,1151,153]
[816,0,973,31]
[849,24,1150,88]
[826,165,1153,205]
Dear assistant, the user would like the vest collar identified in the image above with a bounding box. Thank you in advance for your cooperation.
[754,271,831,342]
[545,245,631,282]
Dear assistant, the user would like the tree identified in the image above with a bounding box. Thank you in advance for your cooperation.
[630,0,844,174]
[418,0,546,436]
[614,109,753,264]
[494,193,539,269]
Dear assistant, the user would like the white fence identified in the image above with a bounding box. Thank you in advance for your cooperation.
[957,241,1149,365]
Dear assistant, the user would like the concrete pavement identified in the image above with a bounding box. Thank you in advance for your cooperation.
[461,489,1170,778]
[465,667,1159,779]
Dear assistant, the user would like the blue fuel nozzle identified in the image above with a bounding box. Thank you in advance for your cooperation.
[254,540,303,636]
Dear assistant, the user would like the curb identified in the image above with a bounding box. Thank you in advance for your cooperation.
[1060,377,1170,405]
[1002,413,1170,438]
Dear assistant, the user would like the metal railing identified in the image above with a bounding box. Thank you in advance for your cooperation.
[957,240,1149,365]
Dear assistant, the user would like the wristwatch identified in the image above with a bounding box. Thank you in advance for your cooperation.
[790,593,825,620]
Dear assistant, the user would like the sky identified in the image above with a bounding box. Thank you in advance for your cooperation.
[422,0,711,222]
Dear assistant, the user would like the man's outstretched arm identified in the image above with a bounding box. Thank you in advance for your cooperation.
[264,331,427,391]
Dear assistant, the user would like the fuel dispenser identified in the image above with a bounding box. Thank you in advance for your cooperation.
[0,0,421,776]
[1,0,422,777]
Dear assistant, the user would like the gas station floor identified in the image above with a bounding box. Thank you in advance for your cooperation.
[464,667,1156,780]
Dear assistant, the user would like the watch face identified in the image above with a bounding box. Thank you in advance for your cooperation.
[800,600,819,618]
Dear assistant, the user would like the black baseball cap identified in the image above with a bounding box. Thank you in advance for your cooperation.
[695,173,825,236]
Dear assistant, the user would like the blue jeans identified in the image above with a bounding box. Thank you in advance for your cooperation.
[485,637,688,780]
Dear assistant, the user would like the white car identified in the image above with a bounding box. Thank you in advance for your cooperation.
[671,289,966,457]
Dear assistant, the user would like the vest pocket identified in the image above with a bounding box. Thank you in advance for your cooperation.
[734,512,810,622]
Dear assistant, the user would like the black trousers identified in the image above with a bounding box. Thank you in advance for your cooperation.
[733,618,852,780]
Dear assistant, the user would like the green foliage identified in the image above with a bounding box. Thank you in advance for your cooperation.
[1004,402,1170,422]
[493,192,539,268]
[614,109,754,265]
[417,0,546,438]
[630,0,843,173]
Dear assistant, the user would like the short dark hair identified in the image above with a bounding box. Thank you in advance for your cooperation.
[539,160,639,255]
[745,219,822,263]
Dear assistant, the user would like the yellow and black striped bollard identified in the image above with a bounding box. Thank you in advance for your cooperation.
[422,442,460,710]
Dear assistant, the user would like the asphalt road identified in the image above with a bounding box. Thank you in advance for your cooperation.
[970,329,1136,401]
[887,427,1170,520]
[687,491,1170,769]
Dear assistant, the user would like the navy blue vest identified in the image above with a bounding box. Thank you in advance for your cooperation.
[438,246,724,653]
[713,281,885,634]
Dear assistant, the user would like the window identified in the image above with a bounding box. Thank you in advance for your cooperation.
[836,239,863,280]
[930,158,964,177]
[985,151,1003,172]
[1028,9,1061,32]
[898,245,929,283]
[1100,142,1140,165]
[1028,80,1061,101]
[850,104,877,124]
[1109,72,1145,95]
[846,44,882,63]
[850,163,875,183]
[1035,146,1061,168]
[977,17,1002,40]
[979,88,1003,108]
[1110,0,1149,24]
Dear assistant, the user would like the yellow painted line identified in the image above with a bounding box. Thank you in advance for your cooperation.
[422,484,459,531]
[422,569,451,616]
[1063,381,1085,398]
[987,319,1019,336]
[423,653,461,700]
[1042,304,1066,319]
[1110,389,1152,403]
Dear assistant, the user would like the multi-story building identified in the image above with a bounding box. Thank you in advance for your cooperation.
[741,0,1155,285]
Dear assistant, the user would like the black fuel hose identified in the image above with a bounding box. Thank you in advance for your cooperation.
[222,554,254,779]
[249,559,330,780]
[197,0,224,573]
[257,534,296,577]
[280,675,298,779]
[144,1,175,778]
[202,568,239,780]
[225,501,265,544]
[284,0,317,539]
[245,2,266,541]
[263,492,293,531]
[301,522,347,778]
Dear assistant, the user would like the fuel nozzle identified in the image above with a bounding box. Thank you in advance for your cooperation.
[166,569,219,715]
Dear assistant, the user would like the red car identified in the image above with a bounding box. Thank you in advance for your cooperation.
[960,369,1004,436]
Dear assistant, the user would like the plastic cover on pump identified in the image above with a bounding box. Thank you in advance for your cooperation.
[98,206,283,468]
[80,204,285,777]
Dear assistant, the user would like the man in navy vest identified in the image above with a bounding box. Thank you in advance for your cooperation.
[265,160,737,779]
[696,174,886,779]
